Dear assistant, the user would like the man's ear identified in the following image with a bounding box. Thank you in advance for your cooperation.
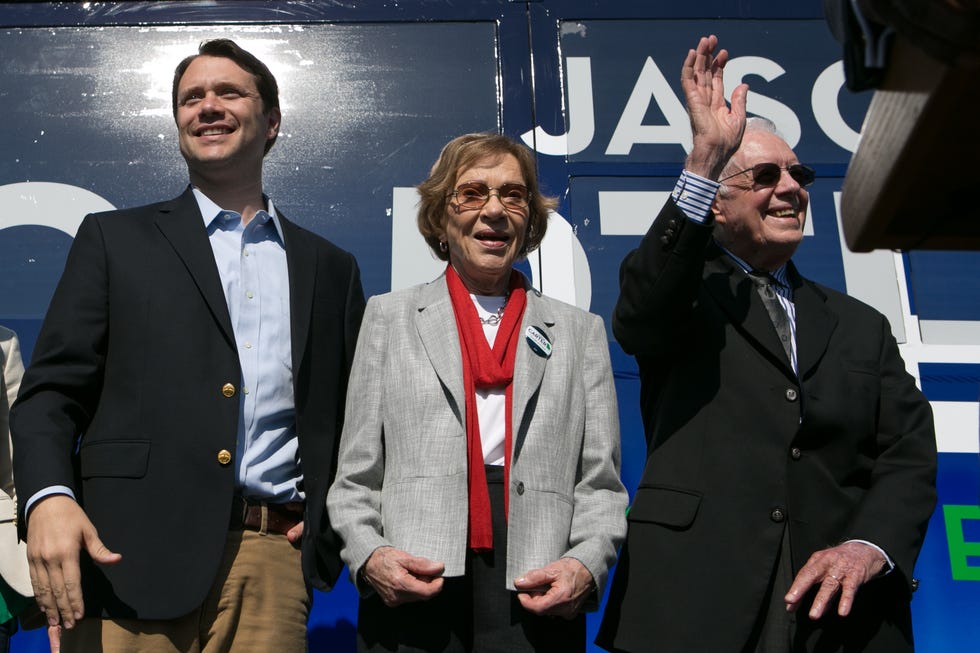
[266,107,282,140]
[710,198,724,225]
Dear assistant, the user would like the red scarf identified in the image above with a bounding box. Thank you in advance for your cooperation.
[445,265,527,551]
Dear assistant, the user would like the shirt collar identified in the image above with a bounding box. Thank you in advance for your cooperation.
[720,246,791,290]
[192,186,284,239]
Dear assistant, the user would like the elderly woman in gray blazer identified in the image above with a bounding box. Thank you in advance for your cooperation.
[328,132,627,652]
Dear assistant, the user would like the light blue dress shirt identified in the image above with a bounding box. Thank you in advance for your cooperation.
[25,188,304,516]
[194,188,302,503]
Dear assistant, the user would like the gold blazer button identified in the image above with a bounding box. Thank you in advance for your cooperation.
[217,449,232,465]
[221,383,236,398]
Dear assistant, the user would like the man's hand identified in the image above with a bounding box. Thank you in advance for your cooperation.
[514,557,595,619]
[784,541,888,619]
[26,495,122,631]
[361,546,445,607]
[681,34,749,179]
[286,520,304,548]
[47,625,62,653]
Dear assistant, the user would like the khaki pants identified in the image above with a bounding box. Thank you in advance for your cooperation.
[63,529,310,653]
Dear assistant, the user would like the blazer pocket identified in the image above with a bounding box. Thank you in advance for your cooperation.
[843,358,878,376]
[80,440,151,479]
[628,485,702,529]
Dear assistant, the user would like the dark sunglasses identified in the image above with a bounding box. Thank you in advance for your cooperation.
[719,163,816,188]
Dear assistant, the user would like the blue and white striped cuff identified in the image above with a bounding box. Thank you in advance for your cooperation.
[671,170,720,224]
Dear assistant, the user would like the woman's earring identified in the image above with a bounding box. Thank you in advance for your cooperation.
[439,240,448,253]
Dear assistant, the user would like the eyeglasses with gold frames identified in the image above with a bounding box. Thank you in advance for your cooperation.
[447,182,530,212]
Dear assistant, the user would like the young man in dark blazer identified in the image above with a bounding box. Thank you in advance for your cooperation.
[597,36,936,653]
[11,39,365,652]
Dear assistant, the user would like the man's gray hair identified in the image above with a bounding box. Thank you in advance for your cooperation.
[744,116,780,137]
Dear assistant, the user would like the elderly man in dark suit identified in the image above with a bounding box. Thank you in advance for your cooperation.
[11,39,364,652]
[596,35,936,653]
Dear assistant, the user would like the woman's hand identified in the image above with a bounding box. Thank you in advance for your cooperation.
[361,546,446,607]
[514,557,595,619]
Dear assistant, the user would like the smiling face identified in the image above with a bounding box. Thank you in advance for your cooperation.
[442,153,528,295]
[175,55,280,183]
[712,130,809,271]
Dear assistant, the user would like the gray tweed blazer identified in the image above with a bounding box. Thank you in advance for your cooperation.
[327,273,627,601]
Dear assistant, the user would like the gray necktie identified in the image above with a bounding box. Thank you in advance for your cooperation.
[750,271,793,366]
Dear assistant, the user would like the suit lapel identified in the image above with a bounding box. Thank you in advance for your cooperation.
[703,248,796,378]
[415,276,466,423]
[155,188,236,348]
[414,274,554,441]
[512,285,553,461]
[279,213,316,373]
[788,263,837,379]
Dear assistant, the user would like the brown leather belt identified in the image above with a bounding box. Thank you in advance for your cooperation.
[230,496,304,536]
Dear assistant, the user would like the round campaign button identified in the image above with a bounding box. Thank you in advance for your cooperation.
[525,325,552,358]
